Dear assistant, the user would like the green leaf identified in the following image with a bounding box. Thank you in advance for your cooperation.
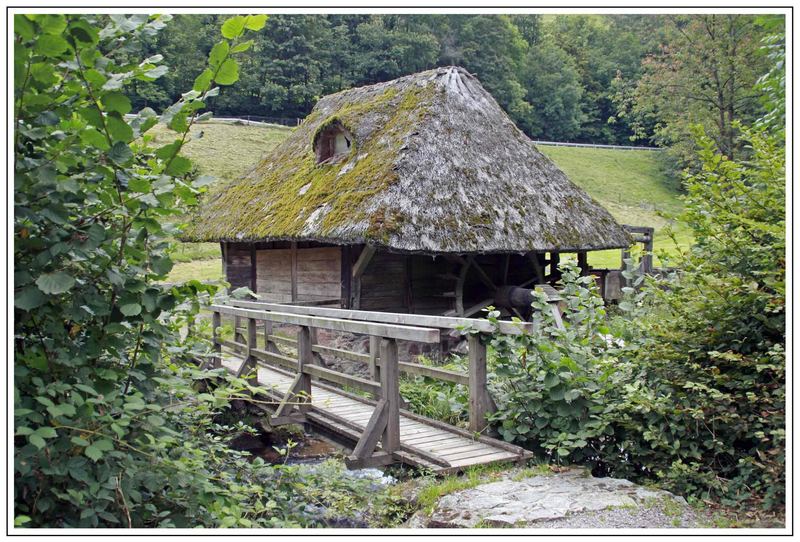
[193,68,214,92]
[106,115,133,142]
[34,426,57,439]
[244,14,268,31]
[71,436,90,446]
[47,403,76,418]
[108,141,133,165]
[231,40,254,53]
[150,256,174,276]
[214,59,239,86]
[208,41,229,68]
[128,178,151,193]
[120,303,142,316]
[35,34,69,57]
[101,92,132,115]
[28,434,46,449]
[39,14,67,35]
[94,438,114,451]
[35,271,75,295]
[84,444,103,462]
[165,156,192,176]
[221,16,246,39]
[15,15,35,40]
[79,128,110,151]
[15,286,46,310]
[544,373,560,389]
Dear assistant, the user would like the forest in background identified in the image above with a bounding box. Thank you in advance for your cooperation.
[127,13,779,171]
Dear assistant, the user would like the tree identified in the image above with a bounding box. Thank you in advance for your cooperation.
[623,15,771,167]
[13,13,326,528]
[517,41,583,140]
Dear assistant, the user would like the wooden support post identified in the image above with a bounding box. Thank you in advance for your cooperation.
[271,325,313,425]
[468,334,492,433]
[211,311,221,369]
[250,244,257,292]
[526,252,545,284]
[309,327,324,365]
[290,242,298,303]
[264,319,279,354]
[236,317,258,384]
[368,335,380,385]
[577,251,589,276]
[351,245,376,310]
[296,326,313,413]
[234,315,244,344]
[380,338,400,453]
[549,252,561,282]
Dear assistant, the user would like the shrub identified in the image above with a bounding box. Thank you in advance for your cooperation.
[486,126,785,511]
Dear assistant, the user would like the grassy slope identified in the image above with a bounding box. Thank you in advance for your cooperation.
[157,122,291,282]
[539,146,689,268]
[166,123,687,281]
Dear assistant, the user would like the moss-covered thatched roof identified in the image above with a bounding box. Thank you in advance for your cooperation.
[183,66,631,253]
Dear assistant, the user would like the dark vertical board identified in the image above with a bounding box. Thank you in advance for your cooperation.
[291,242,298,302]
[250,244,257,292]
[341,245,352,309]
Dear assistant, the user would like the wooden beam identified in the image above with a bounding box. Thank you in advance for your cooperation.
[351,245,376,310]
[350,399,388,460]
[340,245,352,309]
[577,251,589,276]
[211,311,221,369]
[303,364,382,395]
[227,300,532,335]
[290,242,298,302]
[250,244,257,292]
[352,245,377,279]
[468,334,492,433]
[368,335,380,385]
[211,304,441,343]
[380,338,400,453]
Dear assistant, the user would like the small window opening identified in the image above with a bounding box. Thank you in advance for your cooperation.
[314,122,353,164]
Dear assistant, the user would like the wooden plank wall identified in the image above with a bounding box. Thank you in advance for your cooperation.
[254,244,341,303]
[224,243,253,290]
[296,247,341,302]
[359,251,408,312]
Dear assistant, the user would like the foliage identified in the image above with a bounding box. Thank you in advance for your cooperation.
[13,13,391,528]
[486,264,633,462]
[399,356,469,426]
[613,126,785,509]
[617,15,773,171]
[124,13,691,147]
[486,124,785,510]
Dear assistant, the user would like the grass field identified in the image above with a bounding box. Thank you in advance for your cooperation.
[165,123,688,282]
[538,146,690,268]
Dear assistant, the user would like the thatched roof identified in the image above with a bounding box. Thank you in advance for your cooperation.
[183,66,631,253]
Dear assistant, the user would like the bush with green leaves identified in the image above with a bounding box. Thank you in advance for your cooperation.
[13,13,398,528]
[485,125,784,511]
[485,264,634,465]
[610,125,785,509]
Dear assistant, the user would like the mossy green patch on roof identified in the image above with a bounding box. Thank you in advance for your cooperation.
[183,66,631,253]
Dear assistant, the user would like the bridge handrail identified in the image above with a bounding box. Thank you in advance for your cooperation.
[210,304,440,343]
[227,299,532,335]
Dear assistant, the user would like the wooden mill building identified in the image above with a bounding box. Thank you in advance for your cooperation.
[184,66,631,317]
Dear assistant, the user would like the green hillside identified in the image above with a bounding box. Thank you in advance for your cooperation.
[165,122,686,281]
[538,146,690,267]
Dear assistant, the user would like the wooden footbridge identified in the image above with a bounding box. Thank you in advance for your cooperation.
[205,300,541,473]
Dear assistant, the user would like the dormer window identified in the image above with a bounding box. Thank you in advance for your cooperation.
[314,121,353,164]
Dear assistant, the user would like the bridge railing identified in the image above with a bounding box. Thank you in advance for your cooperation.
[206,302,533,466]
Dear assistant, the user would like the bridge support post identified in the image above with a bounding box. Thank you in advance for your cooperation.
[270,325,312,425]
[468,333,496,433]
[211,311,222,369]
[380,338,400,453]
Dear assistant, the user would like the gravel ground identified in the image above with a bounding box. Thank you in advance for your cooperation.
[532,500,702,529]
